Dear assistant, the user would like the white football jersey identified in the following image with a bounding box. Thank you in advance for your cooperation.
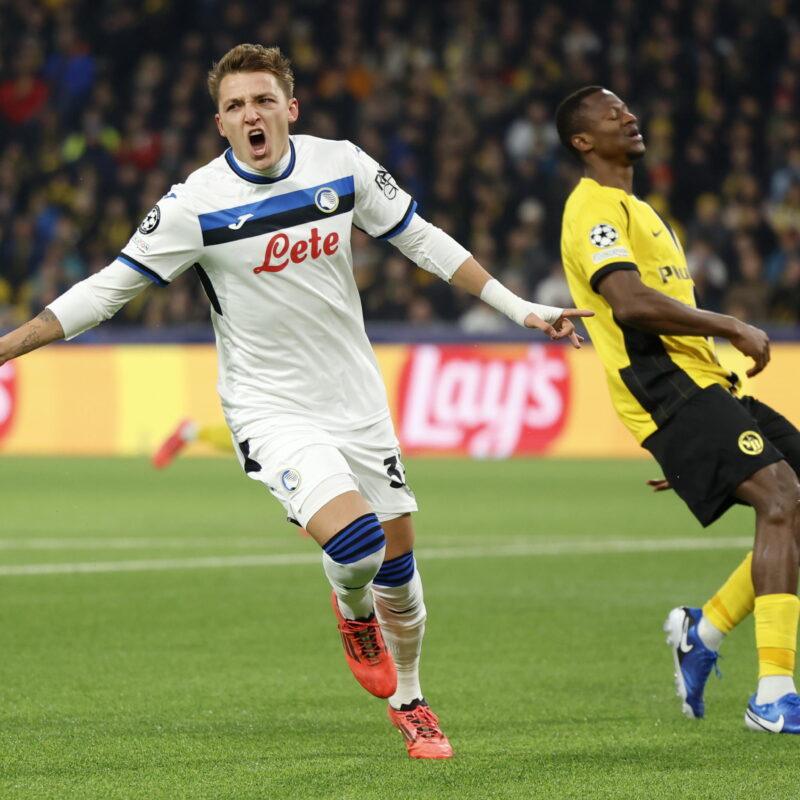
[119,136,417,439]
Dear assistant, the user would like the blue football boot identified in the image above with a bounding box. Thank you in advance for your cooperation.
[745,692,800,734]
[663,606,721,718]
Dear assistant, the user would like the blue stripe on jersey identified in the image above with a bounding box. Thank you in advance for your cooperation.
[373,550,416,587]
[323,513,385,565]
[223,141,296,184]
[198,175,356,232]
[377,199,417,240]
[118,254,169,287]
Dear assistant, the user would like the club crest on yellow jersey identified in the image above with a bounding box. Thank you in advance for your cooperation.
[738,431,764,455]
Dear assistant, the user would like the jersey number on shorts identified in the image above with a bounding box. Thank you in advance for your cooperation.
[383,455,407,488]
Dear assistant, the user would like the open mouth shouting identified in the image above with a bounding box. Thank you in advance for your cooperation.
[248,128,268,158]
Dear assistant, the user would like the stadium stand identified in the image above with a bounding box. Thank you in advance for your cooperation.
[1,0,798,333]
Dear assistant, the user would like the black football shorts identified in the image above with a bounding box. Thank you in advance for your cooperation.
[642,384,800,527]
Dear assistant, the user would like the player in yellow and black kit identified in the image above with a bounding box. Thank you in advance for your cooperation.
[556,86,800,734]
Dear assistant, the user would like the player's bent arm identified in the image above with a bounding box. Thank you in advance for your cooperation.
[598,269,770,375]
[391,215,592,346]
[0,260,152,366]
[452,259,593,347]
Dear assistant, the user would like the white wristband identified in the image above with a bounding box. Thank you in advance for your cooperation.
[479,279,563,327]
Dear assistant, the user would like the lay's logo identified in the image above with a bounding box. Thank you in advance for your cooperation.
[398,345,570,458]
[0,362,16,444]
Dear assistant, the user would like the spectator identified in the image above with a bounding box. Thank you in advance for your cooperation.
[769,256,800,325]
[770,144,800,203]
[723,251,771,324]
[535,263,573,311]
[765,229,800,285]
[42,24,97,124]
[0,38,49,129]
[686,239,728,313]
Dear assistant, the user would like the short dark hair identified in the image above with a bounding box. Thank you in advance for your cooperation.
[555,86,605,159]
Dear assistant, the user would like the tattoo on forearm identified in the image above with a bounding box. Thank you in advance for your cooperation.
[15,309,61,357]
[18,326,41,352]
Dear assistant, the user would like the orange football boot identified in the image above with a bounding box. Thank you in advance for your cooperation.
[331,591,397,698]
[152,419,197,468]
[387,700,453,759]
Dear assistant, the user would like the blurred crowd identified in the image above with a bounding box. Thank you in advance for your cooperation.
[1,0,799,334]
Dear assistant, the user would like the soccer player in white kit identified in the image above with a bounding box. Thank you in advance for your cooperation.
[0,44,592,759]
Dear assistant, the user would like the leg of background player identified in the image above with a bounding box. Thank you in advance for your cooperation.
[198,424,235,452]
[152,420,233,467]
[374,514,452,759]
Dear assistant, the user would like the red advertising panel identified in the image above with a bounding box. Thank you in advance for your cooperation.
[0,361,17,444]
[397,344,570,457]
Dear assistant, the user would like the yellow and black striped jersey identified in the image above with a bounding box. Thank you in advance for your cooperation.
[560,177,738,444]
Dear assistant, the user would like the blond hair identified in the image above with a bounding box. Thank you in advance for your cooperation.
[207,44,295,106]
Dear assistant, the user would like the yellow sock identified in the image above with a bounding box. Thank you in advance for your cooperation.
[702,552,755,635]
[198,424,234,454]
[754,594,800,678]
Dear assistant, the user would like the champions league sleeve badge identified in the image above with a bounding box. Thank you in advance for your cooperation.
[138,204,161,234]
[589,223,619,248]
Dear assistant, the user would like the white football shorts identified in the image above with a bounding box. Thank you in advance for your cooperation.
[233,415,418,529]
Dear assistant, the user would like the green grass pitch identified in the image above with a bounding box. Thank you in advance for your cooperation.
[0,456,797,799]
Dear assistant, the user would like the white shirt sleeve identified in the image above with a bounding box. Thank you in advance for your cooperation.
[118,187,203,284]
[349,143,418,240]
[47,260,152,339]
[389,213,471,282]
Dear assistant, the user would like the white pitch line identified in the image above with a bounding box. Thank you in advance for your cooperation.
[0,536,753,577]
[0,533,476,551]
[0,536,284,551]
[0,553,319,576]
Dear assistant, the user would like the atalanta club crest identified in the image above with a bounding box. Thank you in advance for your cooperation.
[281,469,301,492]
[314,187,340,213]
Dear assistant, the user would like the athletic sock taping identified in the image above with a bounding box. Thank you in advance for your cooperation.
[323,513,386,620]
[373,550,416,587]
[323,513,386,564]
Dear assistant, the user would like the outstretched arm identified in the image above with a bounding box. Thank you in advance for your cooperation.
[0,309,65,367]
[0,260,151,367]
[598,269,770,376]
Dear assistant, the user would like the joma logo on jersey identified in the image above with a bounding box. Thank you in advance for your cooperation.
[254,227,340,273]
[657,265,691,283]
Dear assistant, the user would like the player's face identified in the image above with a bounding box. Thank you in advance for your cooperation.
[577,90,645,163]
[215,71,299,170]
